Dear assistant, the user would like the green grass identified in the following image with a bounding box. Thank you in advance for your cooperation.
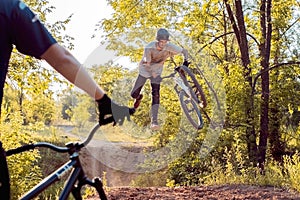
[200,149,300,193]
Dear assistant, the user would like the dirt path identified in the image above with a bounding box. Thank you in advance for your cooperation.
[57,126,300,200]
[88,184,300,200]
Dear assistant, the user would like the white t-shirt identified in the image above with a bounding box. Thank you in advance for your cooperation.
[139,41,183,78]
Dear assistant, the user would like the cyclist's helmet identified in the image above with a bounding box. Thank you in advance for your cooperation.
[156,28,170,41]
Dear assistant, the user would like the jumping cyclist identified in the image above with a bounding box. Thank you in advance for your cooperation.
[131,28,189,130]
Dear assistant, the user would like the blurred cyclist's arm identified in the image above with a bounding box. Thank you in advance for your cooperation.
[41,43,134,125]
[41,43,104,100]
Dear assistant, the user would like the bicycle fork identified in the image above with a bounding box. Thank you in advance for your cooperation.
[70,169,107,200]
[65,150,108,200]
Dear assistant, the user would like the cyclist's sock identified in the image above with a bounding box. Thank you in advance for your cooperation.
[151,105,159,122]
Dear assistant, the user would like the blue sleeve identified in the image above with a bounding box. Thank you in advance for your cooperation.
[10,1,57,58]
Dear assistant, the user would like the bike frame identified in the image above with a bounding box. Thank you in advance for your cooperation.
[21,154,80,200]
[6,124,107,200]
[173,75,192,98]
[162,67,195,101]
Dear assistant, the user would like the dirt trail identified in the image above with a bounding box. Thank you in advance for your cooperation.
[81,145,300,200]
[87,184,300,200]
[58,126,300,200]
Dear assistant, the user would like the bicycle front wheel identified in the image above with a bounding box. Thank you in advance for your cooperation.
[179,65,207,108]
[179,90,204,129]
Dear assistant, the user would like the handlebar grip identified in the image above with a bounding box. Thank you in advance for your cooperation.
[6,144,35,156]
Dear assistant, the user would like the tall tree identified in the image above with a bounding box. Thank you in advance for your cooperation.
[258,0,272,170]
[223,0,258,165]
[224,0,300,169]
[260,0,300,163]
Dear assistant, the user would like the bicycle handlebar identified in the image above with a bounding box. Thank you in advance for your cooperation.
[6,144,35,156]
[82,123,100,146]
[5,117,114,156]
[6,143,69,156]
[161,65,186,80]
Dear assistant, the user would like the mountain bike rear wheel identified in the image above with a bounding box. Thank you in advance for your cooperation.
[178,65,207,108]
[179,90,204,129]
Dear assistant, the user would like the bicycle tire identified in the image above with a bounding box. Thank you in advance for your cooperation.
[178,65,207,108]
[179,90,204,129]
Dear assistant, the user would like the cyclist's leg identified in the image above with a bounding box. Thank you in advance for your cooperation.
[131,75,147,108]
[0,1,56,113]
[150,76,161,130]
[131,75,147,98]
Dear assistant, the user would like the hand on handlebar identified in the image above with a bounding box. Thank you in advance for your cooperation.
[96,94,135,126]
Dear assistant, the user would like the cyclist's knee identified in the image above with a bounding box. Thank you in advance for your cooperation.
[152,87,160,96]
[131,88,142,99]
[131,91,139,99]
[151,84,160,101]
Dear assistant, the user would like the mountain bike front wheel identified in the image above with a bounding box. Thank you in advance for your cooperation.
[179,90,204,129]
[178,65,207,108]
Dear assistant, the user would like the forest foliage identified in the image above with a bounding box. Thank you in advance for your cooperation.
[98,0,300,177]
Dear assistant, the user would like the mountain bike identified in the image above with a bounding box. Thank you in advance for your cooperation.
[1,122,111,200]
[162,64,206,130]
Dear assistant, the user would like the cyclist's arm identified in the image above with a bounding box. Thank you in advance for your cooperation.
[143,47,152,65]
[182,48,189,61]
[167,43,189,61]
[41,43,105,100]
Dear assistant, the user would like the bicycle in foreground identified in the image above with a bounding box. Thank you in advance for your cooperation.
[162,64,207,130]
[1,123,110,200]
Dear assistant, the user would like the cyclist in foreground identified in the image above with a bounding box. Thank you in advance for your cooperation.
[0,0,134,198]
[130,28,190,130]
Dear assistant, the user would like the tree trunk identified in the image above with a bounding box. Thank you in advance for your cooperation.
[268,28,284,163]
[269,98,285,162]
[258,0,272,171]
[224,0,258,165]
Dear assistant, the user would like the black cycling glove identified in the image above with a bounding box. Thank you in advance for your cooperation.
[96,94,135,126]
[183,60,190,67]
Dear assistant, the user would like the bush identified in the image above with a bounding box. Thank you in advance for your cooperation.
[283,153,300,191]
[131,170,168,187]
[0,113,42,199]
[166,128,300,193]
[0,113,71,199]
